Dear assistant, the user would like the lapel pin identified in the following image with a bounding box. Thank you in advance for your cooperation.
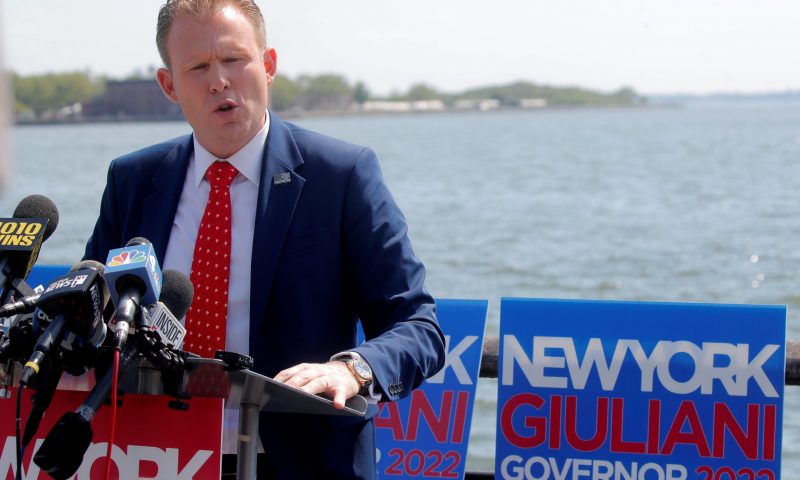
[273,172,291,185]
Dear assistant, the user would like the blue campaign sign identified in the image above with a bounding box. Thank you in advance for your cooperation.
[496,298,786,480]
[1,265,69,332]
[25,264,70,290]
[375,299,488,479]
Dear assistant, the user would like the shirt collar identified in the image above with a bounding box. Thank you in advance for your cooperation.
[192,112,270,188]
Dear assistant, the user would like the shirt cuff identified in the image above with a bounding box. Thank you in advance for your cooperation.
[331,351,380,403]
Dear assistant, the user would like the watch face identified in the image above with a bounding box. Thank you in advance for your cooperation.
[353,360,372,380]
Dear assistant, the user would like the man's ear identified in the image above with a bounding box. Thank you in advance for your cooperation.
[263,47,278,86]
[156,67,179,103]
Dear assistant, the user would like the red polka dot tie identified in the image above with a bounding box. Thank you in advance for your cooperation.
[184,161,238,357]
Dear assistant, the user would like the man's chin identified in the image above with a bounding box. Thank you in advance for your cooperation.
[199,128,252,158]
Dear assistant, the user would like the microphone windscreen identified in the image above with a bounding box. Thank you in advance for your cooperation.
[69,260,105,274]
[13,194,59,240]
[33,411,93,479]
[70,259,110,308]
[160,269,194,319]
[126,236,150,247]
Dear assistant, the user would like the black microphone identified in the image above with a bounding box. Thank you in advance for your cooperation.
[160,269,194,320]
[144,270,193,347]
[138,270,193,367]
[21,360,63,448]
[34,271,190,478]
[0,261,107,366]
[17,261,107,452]
[19,262,107,386]
[0,311,37,364]
[104,237,162,350]
[0,292,41,317]
[0,195,59,304]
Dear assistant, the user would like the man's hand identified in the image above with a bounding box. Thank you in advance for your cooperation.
[274,361,360,409]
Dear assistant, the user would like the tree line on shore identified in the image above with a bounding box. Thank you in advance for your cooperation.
[8,70,644,118]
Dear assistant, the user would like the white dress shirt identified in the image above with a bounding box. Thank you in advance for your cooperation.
[163,115,269,454]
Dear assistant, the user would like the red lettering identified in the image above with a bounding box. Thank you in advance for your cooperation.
[376,390,471,444]
[647,399,661,454]
[565,396,608,451]
[662,400,710,456]
[549,395,562,449]
[610,398,645,453]
[712,403,759,459]
[375,402,405,440]
[407,390,453,442]
[451,391,469,444]
[500,393,546,448]
[763,405,776,461]
[385,448,403,475]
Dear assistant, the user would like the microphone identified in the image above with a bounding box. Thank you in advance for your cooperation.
[17,261,107,450]
[0,292,41,317]
[1,262,106,368]
[0,195,59,302]
[34,271,191,478]
[104,237,162,350]
[19,261,107,386]
[160,269,194,320]
[145,269,193,349]
[0,312,37,364]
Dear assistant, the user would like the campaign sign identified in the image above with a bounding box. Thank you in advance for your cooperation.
[0,389,222,479]
[24,264,69,292]
[375,299,487,479]
[496,298,786,480]
[1,265,69,342]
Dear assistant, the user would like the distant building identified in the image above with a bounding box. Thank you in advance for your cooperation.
[83,79,182,120]
[519,98,547,108]
[360,100,445,113]
[361,101,413,112]
[453,99,500,111]
[410,100,445,111]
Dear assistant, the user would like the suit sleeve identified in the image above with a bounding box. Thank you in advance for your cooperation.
[84,160,122,262]
[341,147,446,402]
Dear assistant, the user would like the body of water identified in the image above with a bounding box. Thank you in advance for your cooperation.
[5,105,800,474]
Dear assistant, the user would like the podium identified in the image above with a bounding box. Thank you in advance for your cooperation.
[136,357,368,480]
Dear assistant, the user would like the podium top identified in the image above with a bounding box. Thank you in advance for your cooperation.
[177,357,369,417]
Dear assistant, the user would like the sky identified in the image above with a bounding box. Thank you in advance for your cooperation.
[1,0,798,96]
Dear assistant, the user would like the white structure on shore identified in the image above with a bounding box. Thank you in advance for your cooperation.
[453,99,500,111]
[519,98,548,108]
[360,100,445,112]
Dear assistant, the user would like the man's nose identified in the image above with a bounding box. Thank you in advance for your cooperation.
[209,66,230,93]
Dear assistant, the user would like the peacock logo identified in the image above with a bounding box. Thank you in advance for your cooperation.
[108,250,147,267]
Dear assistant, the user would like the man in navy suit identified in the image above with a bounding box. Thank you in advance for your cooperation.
[84,1,445,478]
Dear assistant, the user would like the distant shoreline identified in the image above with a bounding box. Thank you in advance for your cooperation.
[12,103,662,126]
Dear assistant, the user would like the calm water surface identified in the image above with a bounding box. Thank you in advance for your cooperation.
[5,106,800,474]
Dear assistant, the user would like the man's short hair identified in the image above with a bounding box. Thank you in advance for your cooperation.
[156,0,268,69]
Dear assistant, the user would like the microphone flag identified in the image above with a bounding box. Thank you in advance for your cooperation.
[0,217,49,283]
[104,243,162,306]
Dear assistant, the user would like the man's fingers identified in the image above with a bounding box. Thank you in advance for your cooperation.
[273,361,359,406]
[332,388,346,409]
[274,363,311,382]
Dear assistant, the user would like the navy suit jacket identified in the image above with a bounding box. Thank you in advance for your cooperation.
[85,112,445,479]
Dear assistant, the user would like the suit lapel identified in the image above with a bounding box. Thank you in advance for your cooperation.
[250,114,305,333]
[141,136,193,262]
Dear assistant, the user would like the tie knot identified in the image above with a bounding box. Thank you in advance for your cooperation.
[206,161,238,188]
